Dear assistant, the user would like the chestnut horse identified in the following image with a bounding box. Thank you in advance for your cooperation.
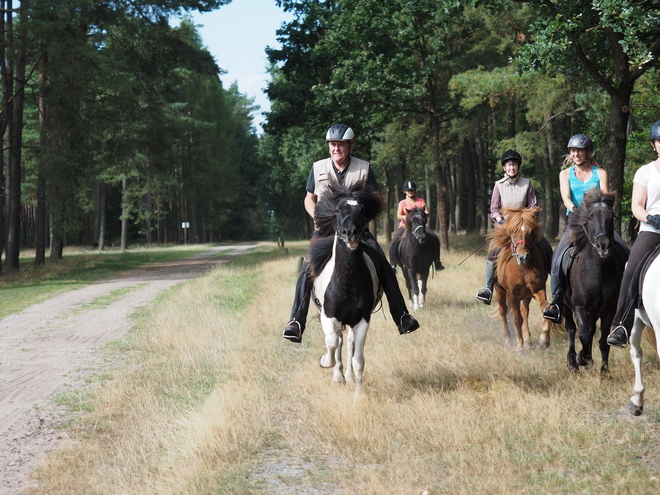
[490,207,552,351]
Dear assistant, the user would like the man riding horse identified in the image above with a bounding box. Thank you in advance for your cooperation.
[283,124,420,343]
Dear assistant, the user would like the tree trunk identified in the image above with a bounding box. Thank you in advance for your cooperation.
[6,1,26,271]
[121,176,128,251]
[98,181,106,251]
[35,34,47,267]
[601,88,633,231]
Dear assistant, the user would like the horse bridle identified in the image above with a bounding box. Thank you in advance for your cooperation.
[412,224,425,241]
[510,238,528,254]
[582,224,609,249]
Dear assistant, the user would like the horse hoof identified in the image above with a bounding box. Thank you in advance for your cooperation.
[629,401,643,416]
[319,355,334,369]
[538,339,550,350]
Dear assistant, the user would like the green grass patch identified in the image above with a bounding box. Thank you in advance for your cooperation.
[0,245,211,320]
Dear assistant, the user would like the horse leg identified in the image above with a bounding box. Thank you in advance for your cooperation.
[419,268,429,308]
[345,327,355,384]
[404,269,419,310]
[629,313,646,416]
[565,310,578,371]
[575,309,595,371]
[521,296,532,350]
[350,319,369,396]
[598,310,616,376]
[508,295,525,352]
[496,288,512,347]
[532,289,551,349]
[318,316,345,383]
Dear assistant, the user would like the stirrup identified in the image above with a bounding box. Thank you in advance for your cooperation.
[542,303,561,323]
[607,325,629,348]
[283,320,303,343]
[476,287,492,305]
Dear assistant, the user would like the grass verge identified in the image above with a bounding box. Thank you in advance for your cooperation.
[26,237,660,494]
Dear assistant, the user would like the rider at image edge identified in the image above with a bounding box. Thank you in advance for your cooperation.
[542,133,629,323]
[476,149,552,305]
[607,120,660,348]
[283,124,420,343]
[389,179,445,274]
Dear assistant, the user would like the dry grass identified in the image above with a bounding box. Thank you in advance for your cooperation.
[27,239,660,494]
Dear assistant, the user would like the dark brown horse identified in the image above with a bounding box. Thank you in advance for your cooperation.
[491,207,552,351]
[562,189,628,374]
[393,207,440,310]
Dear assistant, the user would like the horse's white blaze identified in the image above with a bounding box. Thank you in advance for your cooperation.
[629,255,660,414]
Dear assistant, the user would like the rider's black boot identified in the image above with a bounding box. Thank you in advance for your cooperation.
[542,272,562,323]
[476,260,495,305]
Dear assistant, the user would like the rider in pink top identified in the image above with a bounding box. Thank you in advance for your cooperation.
[389,180,444,272]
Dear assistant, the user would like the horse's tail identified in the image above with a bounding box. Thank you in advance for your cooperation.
[643,326,658,356]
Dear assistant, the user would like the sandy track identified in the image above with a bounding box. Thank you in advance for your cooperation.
[0,244,255,494]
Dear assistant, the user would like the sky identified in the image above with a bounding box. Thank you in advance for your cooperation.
[186,0,295,134]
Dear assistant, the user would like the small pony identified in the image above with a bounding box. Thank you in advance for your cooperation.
[490,207,552,351]
[562,189,627,375]
[307,182,385,393]
[393,207,440,310]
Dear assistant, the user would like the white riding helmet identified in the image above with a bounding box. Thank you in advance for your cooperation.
[326,124,355,142]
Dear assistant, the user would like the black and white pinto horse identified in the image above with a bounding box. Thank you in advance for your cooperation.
[307,182,385,393]
[627,248,660,416]
[394,208,439,310]
[562,189,627,375]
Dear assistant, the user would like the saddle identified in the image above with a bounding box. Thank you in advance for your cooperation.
[627,243,660,310]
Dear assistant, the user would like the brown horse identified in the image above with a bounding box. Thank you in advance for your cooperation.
[490,207,552,351]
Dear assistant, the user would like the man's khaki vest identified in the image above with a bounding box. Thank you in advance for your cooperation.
[312,157,370,202]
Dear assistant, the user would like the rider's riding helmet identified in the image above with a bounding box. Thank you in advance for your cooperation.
[403,180,417,191]
[567,133,593,150]
[501,149,522,166]
[650,121,660,141]
[501,149,521,179]
[325,124,355,142]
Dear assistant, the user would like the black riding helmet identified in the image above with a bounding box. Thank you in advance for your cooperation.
[567,133,593,150]
[650,121,660,141]
[501,149,522,166]
[325,124,355,142]
[403,180,417,191]
[501,149,522,179]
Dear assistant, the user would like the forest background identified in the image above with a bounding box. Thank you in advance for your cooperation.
[0,0,659,274]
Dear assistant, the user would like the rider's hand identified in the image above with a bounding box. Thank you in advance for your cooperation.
[498,218,505,225]
[647,214,660,230]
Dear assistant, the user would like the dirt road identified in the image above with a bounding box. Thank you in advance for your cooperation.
[0,244,255,494]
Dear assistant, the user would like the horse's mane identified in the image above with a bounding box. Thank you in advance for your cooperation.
[568,189,616,251]
[308,181,385,279]
[488,207,542,254]
[313,181,386,237]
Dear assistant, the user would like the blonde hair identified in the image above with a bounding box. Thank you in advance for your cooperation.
[561,149,596,169]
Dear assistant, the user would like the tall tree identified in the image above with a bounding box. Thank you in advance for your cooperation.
[512,0,660,221]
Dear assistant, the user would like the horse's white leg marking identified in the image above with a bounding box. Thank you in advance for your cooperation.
[351,318,369,394]
[629,311,646,415]
[316,237,343,375]
[417,279,424,308]
[345,327,355,384]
